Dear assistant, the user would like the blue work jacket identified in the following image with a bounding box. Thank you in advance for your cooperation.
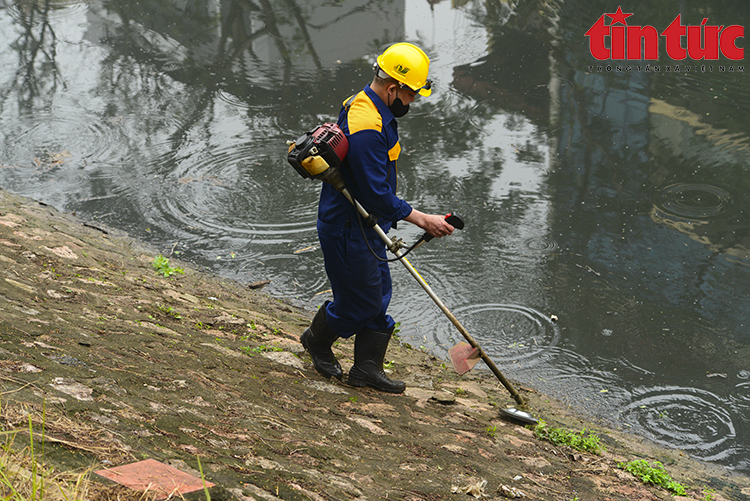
[317,85,413,238]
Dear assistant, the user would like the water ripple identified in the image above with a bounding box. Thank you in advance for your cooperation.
[657,183,734,219]
[730,382,750,423]
[141,145,325,296]
[8,114,127,167]
[155,146,318,241]
[521,236,559,253]
[619,386,736,461]
[448,303,561,365]
[216,90,255,110]
[465,99,495,130]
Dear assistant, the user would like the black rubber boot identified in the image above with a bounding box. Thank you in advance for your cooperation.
[300,302,342,380]
[348,327,405,393]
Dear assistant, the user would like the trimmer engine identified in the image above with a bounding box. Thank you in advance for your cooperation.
[287,123,348,191]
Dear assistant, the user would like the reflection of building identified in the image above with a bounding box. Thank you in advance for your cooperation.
[647,98,750,262]
[248,0,405,72]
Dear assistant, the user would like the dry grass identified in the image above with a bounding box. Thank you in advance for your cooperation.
[0,400,151,501]
[0,397,133,464]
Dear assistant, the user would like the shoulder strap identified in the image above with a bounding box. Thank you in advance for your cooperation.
[343,94,356,110]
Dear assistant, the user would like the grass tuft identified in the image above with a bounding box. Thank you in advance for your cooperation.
[151,255,185,277]
[533,420,605,455]
[618,459,686,496]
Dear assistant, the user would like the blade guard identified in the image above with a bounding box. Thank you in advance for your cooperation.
[449,341,482,375]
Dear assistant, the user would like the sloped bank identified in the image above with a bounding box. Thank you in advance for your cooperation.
[0,187,747,501]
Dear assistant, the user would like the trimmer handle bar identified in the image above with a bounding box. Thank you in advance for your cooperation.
[420,213,465,243]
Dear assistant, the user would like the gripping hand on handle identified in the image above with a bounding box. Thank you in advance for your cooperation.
[405,210,465,243]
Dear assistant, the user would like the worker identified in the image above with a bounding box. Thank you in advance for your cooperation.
[301,42,455,393]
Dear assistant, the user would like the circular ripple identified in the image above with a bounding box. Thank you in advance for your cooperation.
[534,350,656,417]
[6,114,128,167]
[156,168,316,241]
[144,148,325,295]
[658,183,733,219]
[449,303,560,364]
[730,382,750,423]
[522,236,559,253]
[619,386,735,461]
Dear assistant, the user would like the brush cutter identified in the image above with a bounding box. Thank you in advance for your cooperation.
[287,124,526,407]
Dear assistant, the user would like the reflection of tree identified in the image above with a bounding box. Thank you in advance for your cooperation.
[91,0,401,134]
[1,0,63,112]
[397,0,558,242]
[451,0,554,127]
[0,0,406,230]
[403,0,558,204]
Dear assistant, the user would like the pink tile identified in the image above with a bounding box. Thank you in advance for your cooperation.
[95,459,214,500]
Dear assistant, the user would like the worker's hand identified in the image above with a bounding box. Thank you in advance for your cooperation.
[405,210,455,238]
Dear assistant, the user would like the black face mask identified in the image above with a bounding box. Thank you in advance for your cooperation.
[388,88,410,117]
[389,97,410,117]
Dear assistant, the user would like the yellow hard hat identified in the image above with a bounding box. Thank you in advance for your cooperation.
[376,42,432,97]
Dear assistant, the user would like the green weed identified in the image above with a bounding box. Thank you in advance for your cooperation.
[157,304,182,319]
[702,488,716,501]
[151,255,185,277]
[617,459,686,496]
[196,456,211,501]
[533,420,605,455]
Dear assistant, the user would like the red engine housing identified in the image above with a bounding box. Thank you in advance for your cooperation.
[287,123,348,180]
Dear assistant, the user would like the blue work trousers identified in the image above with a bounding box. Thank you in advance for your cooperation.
[318,226,395,338]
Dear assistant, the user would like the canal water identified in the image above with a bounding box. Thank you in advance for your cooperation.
[2,0,749,473]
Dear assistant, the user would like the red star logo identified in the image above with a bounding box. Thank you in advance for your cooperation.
[607,6,633,25]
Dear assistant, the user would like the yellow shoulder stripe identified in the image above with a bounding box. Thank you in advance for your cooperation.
[389,141,401,161]
[345,93,382,134]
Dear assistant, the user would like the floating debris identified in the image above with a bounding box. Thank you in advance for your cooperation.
[294,244,318,254]
[247,279,271,289]
[33,150,72,168]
